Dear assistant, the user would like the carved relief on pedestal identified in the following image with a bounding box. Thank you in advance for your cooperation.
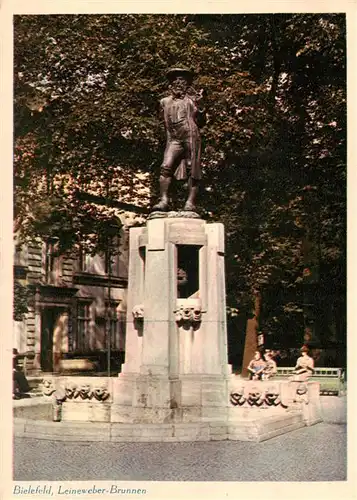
[41,378,56,397]
[65,381,77,399]
[174,299,203,328]
[75,384,92,400]
[54,387,66,402]
[264,386,284,407]
[132,304,144,320]
[41,379,110,402]
[132,304,144,331]
[230,382,288,408]
[92,384,110,402]
[192,305,202,323]
[230,387,246,406]
[247,386,265,407]
[294,383,309,405]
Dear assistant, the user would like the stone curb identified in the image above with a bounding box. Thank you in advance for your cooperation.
[13,412,308,443]
[13,396,49,407]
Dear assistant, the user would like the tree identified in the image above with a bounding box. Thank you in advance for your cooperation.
[188,14,346,362]
[216,14,345,356]
[14,14,268,255]
[13,280,30,321]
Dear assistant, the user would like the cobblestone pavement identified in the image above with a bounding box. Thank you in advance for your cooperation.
[13,397,347,482]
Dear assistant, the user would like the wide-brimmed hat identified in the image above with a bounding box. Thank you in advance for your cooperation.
[166,67,194,84]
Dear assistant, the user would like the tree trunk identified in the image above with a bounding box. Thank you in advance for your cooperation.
[241,291,261,378]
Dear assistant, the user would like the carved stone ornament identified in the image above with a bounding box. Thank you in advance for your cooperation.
[42,380,110,402]
[230,384,288,408]
[174,303,202,325]
[294,383,309,405]
[132,304,144,320]
[192,305,203,322]
[264,386,285,407]
[230,387,246,406]
[74,384,92,400]
[54,387,66,402]
[65,382,77,399]
[41,378,56,397]
[247,387,265,407]
[92,385,110,402]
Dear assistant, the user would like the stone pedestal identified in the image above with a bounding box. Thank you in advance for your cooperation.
[113,215,232,423]
[39,215,323,442]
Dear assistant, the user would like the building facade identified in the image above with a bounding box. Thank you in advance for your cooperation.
[13,225,131,376]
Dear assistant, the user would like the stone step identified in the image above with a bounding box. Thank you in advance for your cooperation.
[27,377,44,390]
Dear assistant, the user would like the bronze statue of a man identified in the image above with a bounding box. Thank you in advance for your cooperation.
[153,67,206,212]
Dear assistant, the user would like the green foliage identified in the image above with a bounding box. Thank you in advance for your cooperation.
[198,14,346,341]
[13,280,30,321]
[14,14,267,253]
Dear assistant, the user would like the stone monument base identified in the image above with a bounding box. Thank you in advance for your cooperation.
[38,376,322,443]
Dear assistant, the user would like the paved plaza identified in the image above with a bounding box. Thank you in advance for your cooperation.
[13,397,347,482]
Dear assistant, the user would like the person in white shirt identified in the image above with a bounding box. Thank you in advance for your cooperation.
[290,345,315,382]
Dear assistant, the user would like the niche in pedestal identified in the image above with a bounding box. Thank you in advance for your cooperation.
[177,244,200,299]
[139,245,146,262]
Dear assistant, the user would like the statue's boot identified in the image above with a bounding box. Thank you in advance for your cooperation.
[153,176,171,211]
[183,178,199,212]
[183,200,196,211]
[153,199,169,211]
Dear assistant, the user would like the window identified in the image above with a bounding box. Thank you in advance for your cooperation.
[14,243,27,267]
[78,248,119,276]
[105,250,119,276]
[75,302,91,351]
[44,240,62,285]
[78,250,92,273]
[106,301,121,350]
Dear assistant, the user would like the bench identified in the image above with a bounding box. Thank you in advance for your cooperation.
[275,367,345,396]
[59,358,98,373]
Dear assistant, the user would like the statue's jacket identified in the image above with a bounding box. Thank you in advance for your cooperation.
[160,94,205,180]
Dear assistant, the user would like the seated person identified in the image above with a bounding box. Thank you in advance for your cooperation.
[13,349,30,399]
[289,345,315,382]
[262,351,277,380]
[247,351,266,380]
